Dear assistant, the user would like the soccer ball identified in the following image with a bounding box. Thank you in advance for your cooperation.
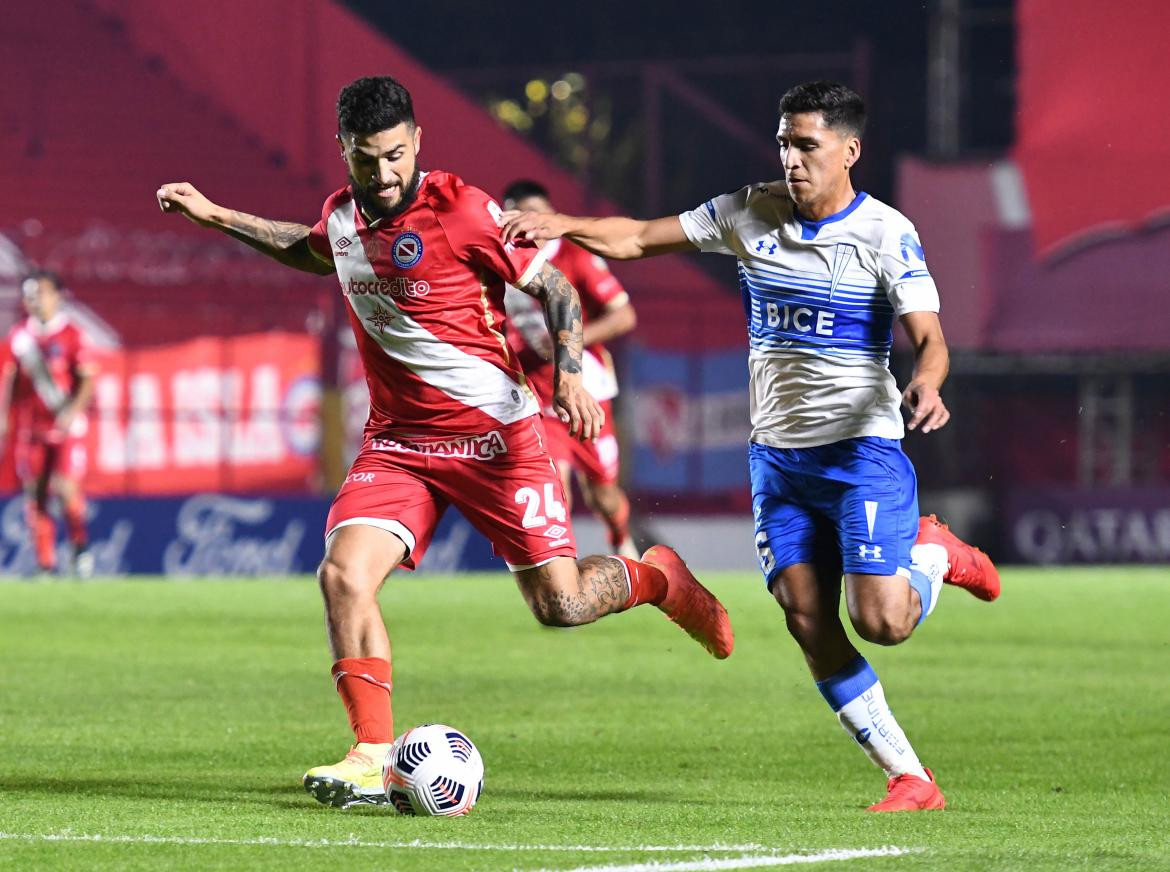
[382,724,484,816]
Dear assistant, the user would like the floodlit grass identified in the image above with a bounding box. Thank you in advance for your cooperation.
[1,568,1167,871]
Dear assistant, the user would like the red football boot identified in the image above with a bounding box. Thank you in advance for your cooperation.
[917,515,1001,602]
[640,545,734,659]
[867,767,946,812]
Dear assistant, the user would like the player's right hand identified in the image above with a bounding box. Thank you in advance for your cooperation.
[156,182,221,227]
[501,210,570,244]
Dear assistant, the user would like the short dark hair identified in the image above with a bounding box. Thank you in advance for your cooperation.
[21,270,61,295]
[778,81,866,138]
[337,76,415,136]
[502,179,550,209]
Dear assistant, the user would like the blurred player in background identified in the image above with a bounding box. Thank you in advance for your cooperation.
[502,179,639,559]
[0,271,96,577]
[504,81,1001,813]
[158,75,733,810]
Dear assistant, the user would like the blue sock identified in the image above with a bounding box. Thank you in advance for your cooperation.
[815,654,878,712]
[908,568,933,625]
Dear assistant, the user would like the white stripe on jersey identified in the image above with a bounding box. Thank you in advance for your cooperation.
[329,199,539,426]
[9,327,67,412]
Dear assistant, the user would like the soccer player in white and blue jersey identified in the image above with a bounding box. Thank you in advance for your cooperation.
[503,81,1001,812]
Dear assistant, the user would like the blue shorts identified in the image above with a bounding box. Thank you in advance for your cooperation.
[749,437,919,589]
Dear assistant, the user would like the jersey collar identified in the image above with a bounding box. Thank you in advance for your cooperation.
[27,312,67,335]
[794,191,868,240]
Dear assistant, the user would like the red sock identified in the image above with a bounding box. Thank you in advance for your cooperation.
[332,657,393,744]
[27,505,56,570]
[617,557,668,609]
[604,492,631,549]
[64,496,88,548]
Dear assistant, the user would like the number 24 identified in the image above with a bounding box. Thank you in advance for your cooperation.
[515,484,567,528]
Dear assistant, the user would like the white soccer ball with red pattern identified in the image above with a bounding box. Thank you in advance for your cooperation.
[382,724,484,816]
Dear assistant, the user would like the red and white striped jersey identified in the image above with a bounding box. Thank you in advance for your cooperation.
[506,239,628,408]
[1,313,94,437]
[309,171,548,439]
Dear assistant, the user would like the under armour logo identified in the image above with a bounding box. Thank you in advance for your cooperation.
[755,240,777,255]
[858,544,883,560]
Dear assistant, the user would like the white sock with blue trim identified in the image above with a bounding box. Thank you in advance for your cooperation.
[816,655,928,780]
[909,542,947,623]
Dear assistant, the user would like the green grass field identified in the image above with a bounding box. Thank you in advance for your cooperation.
[1,568,1168,871]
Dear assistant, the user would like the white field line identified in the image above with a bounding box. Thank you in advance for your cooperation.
[529,846,916,872]
[0,832,913,862]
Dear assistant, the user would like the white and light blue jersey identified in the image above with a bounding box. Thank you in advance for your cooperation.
[679,183,939,448]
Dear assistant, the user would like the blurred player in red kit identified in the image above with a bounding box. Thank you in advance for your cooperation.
[0,272,97,577]
[157,75,734,809]
[502,180,640,559]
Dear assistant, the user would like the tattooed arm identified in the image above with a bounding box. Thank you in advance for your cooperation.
[156,182,334,276]
[520,261,603,440]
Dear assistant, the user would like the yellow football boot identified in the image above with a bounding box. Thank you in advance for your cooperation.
[302,742,393,808]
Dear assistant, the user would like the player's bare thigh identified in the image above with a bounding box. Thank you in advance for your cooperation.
[513,554,627,627]
[843,572,920,646]
[320,523,410,594]
[771,561,855,677]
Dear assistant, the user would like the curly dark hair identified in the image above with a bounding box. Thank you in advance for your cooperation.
[778,81,866,138]
[502,179,550,209]
[337,76,416,136]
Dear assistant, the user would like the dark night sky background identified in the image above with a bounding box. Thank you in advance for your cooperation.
[345,0,1014,207]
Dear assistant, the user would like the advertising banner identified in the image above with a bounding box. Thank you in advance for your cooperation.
[2,332,323,495]
[1004,487,1170,565]
[627,346,751,499]
[0,494,500,577]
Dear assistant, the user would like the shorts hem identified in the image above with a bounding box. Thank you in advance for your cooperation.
[325,517,417,556]
[841,564,913,580]
[505,551,577,572]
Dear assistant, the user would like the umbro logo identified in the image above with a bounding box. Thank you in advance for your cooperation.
[336,237,352,249]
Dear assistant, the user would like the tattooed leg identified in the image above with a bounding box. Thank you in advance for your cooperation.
[514,555,631,627]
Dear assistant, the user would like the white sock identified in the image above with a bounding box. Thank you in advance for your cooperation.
[836,680,928,780]
[910,542,948,619]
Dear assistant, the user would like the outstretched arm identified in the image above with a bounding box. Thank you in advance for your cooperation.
[502,212,695,261]
[521,261,604,440]
[156,182,334,276]
[899,310,950,434]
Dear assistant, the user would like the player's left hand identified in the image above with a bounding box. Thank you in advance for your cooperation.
[553,374,604,441]
[501,210,569,244]
[54,405,77,436]
[902,380,950,434]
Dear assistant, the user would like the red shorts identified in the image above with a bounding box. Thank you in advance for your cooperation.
[325,415,577,571]
[14,432,87,483]
[544,400,619,485]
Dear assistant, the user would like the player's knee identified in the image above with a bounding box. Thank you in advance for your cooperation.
[317,557,377,604]
[851,607,914,646]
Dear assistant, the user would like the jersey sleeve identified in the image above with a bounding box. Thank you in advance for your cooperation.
[70,326,98,376]
[571,247,629,310]
[307,192,345,267]
[878,219,941,316]
[441,186,550,288]
[678,187,749,255]
[307,219,334,266]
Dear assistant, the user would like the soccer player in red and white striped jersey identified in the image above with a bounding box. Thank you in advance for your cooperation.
[0,272,96,576]
[157,76,734,810]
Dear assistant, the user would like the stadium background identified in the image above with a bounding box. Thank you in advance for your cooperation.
[2,0,1167,577]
